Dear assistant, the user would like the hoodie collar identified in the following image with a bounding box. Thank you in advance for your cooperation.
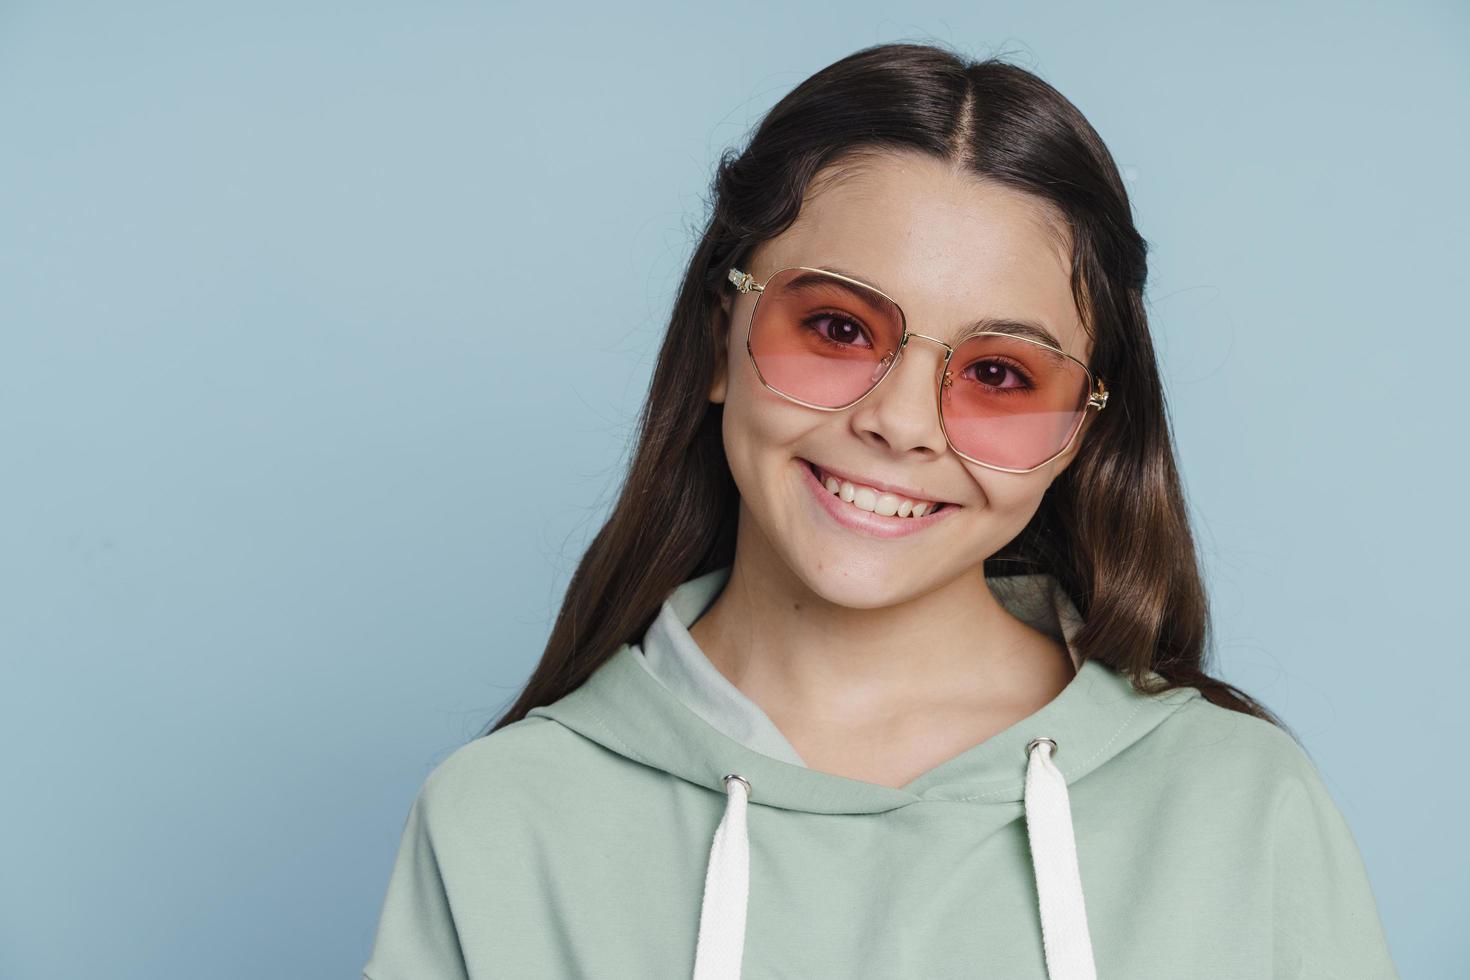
[632,566,809,768]
[632,565,1095,773]
[528,567,1203,980]
[528,565,1200,813]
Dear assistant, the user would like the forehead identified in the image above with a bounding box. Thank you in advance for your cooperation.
[752,152,1090,361]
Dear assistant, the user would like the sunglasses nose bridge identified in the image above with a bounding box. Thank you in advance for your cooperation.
[891,330,954,382]
[901,330,953,353]
[867,329,955,418]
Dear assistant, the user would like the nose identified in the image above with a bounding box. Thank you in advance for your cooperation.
[847,331,952,456]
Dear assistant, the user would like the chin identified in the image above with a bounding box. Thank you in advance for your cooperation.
[785,549,940,611]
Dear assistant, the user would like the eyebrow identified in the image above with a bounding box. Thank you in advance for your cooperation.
[812,264,1068,352]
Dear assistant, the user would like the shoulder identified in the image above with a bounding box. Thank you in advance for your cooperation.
[408,716,597,832]
[396,717,608,846]
[1152,697,1395,970]
[1147,693,1348,828]
[401,712,667,859]
[1158,692,1308,770]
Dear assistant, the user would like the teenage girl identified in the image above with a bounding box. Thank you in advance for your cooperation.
[365,42,1397,980]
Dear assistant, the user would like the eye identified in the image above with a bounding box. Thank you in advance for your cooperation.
[801,311,874,350]
[961,357,1034,392]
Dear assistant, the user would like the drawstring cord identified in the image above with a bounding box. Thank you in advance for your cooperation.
[1024,737,1098,979]
[692,740,1097,979]
[691,773,750,980]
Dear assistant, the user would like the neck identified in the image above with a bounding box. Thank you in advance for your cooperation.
[687,516,1076,729]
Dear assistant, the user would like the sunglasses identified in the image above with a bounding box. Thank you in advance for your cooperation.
[726,265,1110,474]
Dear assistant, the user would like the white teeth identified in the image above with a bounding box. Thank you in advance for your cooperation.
[816,465,939,518]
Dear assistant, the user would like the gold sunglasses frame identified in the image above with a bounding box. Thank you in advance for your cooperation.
[727,265,1110,475]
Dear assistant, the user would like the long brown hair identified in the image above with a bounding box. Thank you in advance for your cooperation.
[483,41,1287,739]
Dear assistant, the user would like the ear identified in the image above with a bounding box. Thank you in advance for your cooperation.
[707,291,733,405]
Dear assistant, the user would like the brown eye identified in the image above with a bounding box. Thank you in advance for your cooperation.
[962,358,1034,392]
[801,312,874,349]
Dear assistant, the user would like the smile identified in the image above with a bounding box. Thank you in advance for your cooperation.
[798,458,959,539]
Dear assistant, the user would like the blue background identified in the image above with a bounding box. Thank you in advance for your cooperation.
[2,2,1464,976]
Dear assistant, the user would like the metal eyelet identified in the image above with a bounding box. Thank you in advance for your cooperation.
[1025,736,1058,758]
[722,773,751,795]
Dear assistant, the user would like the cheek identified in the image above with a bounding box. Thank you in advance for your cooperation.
[723,349,814,453]
[719,363,807,495]
[962,466,1055,525]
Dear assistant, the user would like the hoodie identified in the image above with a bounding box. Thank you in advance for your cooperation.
[363,566,1399,979]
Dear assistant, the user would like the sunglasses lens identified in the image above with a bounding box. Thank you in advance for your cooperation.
[742,267,1094,470]
[746,267,904,408]
[940,333,1092,470]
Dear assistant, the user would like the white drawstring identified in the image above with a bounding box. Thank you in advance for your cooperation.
[1024,737,1098,979]
[691,741,1096,979]
[692,774,750,980]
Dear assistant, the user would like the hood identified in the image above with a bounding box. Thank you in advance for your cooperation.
[528,565,1202,980]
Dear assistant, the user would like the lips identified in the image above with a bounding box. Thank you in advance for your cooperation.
[798,457,958,538]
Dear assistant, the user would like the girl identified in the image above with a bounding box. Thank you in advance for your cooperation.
[364,42,1397,979]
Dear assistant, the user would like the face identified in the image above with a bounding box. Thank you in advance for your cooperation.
[707,149,1099,609]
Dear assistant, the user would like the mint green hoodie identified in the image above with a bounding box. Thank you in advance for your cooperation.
[364,566,1398,979]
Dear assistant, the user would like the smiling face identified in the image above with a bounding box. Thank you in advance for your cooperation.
[708,149,1099,610]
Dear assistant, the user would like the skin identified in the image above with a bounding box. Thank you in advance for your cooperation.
[688,148,1101,790]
